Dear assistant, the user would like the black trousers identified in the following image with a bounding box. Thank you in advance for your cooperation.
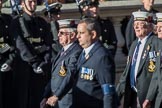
[124,86,138,108]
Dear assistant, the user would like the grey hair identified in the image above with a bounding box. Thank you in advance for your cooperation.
[78,18,101,37]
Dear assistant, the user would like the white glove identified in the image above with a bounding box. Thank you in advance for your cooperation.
[1,63,11,72]
[33,67,43,74]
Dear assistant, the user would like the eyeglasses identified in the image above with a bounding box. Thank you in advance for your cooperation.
[58,31,71,36]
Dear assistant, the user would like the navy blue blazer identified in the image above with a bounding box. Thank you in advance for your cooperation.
[73,41,116,108]
[43,41,82,108]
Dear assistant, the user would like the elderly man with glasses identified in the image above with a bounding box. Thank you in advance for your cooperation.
[40,19,82,108]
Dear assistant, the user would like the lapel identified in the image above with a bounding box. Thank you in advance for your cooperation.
[51,50,62,68]
[52,42,77,71]
[129,40,138,58]
[77,41,102,69]
[125,40,137,76]
[137,35,153,75]
[158,49,162,81]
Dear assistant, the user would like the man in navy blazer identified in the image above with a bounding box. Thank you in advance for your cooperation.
[73,18,117,108]
[40,19,82,108]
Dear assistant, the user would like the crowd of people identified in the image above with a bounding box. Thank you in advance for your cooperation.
[1,0,162,108]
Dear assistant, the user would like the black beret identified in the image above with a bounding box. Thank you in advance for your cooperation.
[79,0,99,7]
[42,2,62,16]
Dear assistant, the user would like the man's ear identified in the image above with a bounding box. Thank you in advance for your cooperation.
[91,30,97,39]
[70,32,76,39]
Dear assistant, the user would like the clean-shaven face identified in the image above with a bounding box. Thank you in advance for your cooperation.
[134,20,150,39]
[22,0,37,14]
[156,22,162,39]
[58,28,72,47]
[77,22,93,48]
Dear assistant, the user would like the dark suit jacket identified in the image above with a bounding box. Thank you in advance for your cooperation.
[73,41,116,108]
[44,41,82,108]
[117,34,160,107]
[146,40,162,108]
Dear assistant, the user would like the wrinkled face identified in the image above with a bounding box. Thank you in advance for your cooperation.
[133,20,150,39]
[83,5,99,18]
[156,22,162,39]
[142,0,154,10]
[21,0,37,14]
[77,23,94,48]
[58,28,73,46]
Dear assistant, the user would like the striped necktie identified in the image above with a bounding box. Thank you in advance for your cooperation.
[60,49,64,56]
[130,41,141,92]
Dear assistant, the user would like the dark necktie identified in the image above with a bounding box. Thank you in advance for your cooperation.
[80,50,85,62]
[130,41,141,92]
[60,49,64,56]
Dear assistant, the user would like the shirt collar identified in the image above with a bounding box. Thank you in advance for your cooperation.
[63,42,73,51]
[138,32,152,44]
[84,41,97,55]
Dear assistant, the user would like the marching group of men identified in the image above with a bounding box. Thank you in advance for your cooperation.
[1,0,162,108]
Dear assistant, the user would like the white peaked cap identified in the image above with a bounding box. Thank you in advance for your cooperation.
[58,19,80,28]
[132,11,149,21]
[156,13,162,22]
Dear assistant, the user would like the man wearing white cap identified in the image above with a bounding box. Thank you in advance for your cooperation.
[156,13,162,39]
[125,0,158,51]
[143,13,162,108]
[116,11,160,108]
[40,19,82,108]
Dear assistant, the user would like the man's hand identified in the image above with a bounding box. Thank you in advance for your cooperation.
[40,98,48,108]
[46,95,58,107]
[1,63,11,72]
[143,99,151,108]
[33,67,43,74]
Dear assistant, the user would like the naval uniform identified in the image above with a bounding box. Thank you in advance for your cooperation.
[0,13,15,108]
[10,12,53,108]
